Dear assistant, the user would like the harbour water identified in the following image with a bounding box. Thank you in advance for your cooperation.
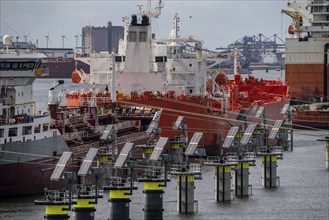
[0,131,328,219]
[1,70,328,220]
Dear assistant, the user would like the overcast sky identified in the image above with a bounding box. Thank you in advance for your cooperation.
[0,0,293,50]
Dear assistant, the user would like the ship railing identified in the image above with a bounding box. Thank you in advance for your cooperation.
[244,152,256,161]
[115,121,136,131]
[227,155,239,163]
[244,152,256,166]
[64,131,86,140]
[75,185,99,198]
[206,156,221,163]
[0,97,15,106]
[75,52,90,58]
[79,97,113,104]
[44,190,69,203]
[189,163,202,173]
[271,146,284,159]
[170,163,202,174]
[108,177,133,188]
[117,132,148,144]
[0,114,38,126]
[170,164,184,172]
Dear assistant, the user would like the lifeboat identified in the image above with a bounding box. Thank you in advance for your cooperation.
[288,25,295,35]
[71,70,82,83]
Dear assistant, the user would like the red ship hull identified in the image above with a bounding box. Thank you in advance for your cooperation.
[0,158,64,197]
[292,111,329,129]
[286,63,329,101]
[119,98,289,156]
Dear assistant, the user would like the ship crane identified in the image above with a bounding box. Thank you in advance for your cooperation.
[281,1,311,38]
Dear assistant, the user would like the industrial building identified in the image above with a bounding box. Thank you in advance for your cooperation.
[82,21,124,53]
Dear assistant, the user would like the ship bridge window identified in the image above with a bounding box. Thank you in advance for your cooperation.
[0,128,4,138]
[22,62,35,69]
[34,124,40,134]
[22,126,32,135]
[155,56,167,62]
[115,56,125,62]
[128,31,137,42]
[0,62,36,70]
[8,127,17,137]
[43,123,49,132]
[139,31,147,42]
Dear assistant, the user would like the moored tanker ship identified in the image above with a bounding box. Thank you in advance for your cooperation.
[68,2,290,156]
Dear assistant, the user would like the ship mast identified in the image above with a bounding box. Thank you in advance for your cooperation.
[169,13,180,40]
[233,48,239,76]
[138,0,164,19]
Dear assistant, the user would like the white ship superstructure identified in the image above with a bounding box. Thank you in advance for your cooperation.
[0,37,61,145]
[74,8,207,99]
[0,36,69,196]
[283,0,329,101]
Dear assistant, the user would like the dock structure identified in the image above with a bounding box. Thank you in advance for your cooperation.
[234,156,255,197]
[106,183,134,220]
[139,178,165,220]
[35,152,74,220]
[171,165,201,214]
[74,148,102,220]
[138,137,169,220]
[222,126,256,197]
[169,124,204,214]
[280,103,294,151]
[204,157,236,202]
[36,190,71,220]
[72,186,97,220]
[169,136,185,164]
[32,106,301,219]
[169,116,188,164]
[258,147,283,188]
[104,142,137,220]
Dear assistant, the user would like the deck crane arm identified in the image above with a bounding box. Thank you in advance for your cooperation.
[287,1,311,23]
[281,1,311,38]
[281,9,303,31]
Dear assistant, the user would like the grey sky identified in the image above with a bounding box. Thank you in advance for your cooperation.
[0,0,292,50]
